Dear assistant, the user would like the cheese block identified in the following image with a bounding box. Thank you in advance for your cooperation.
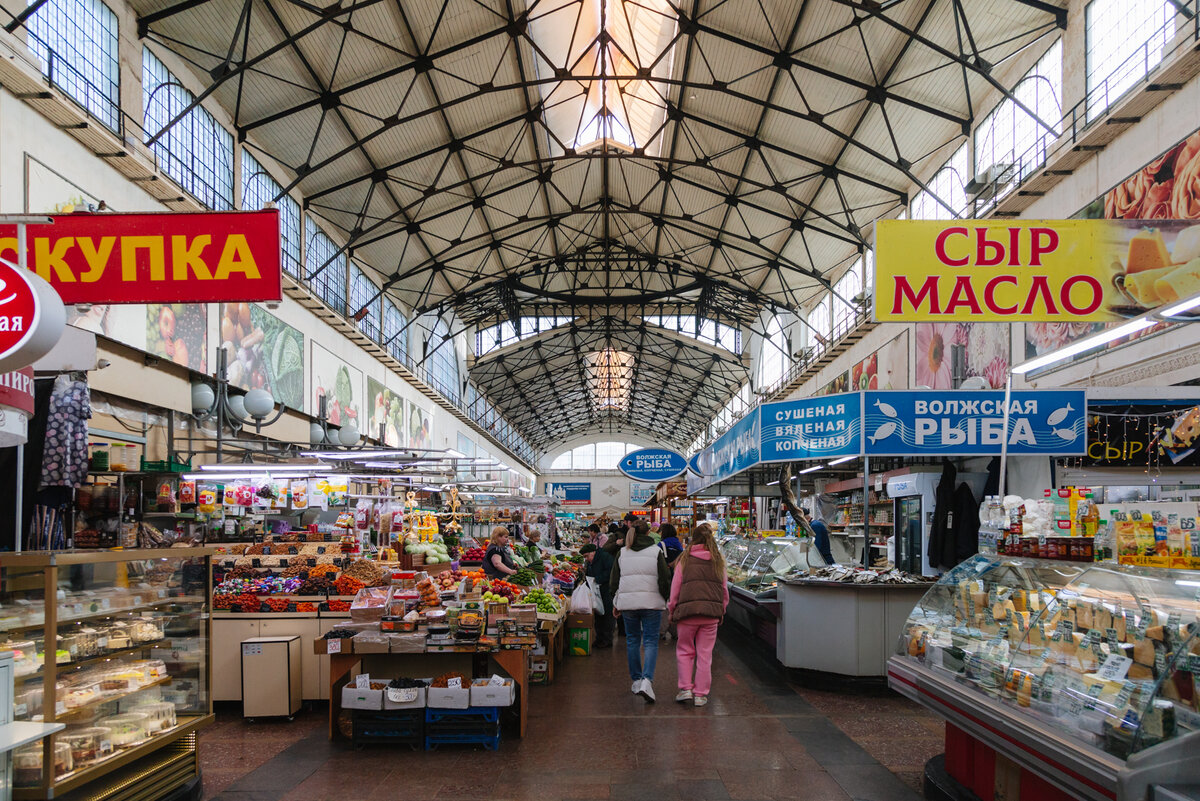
[992,600,1016,624]
[1076,603,1094,631]
[1125,265,1176,305]
[1129,663,1154,680]
[1011,590,1028,613]
[1093,606,1113,635]
[1133,637,1156,667]
[1127,228,1172,274]
[1081,672,1124,698]
[1154,257,1200,304]
[1114,612,1127,642]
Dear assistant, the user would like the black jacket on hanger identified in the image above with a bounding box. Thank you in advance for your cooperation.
[928,460,957,570]
[952,482,980,565]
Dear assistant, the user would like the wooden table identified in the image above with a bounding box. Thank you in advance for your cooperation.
[326,648,530,739]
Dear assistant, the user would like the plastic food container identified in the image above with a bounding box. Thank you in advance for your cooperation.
[131,659,168,680]
[1,640,39,676]
[13,741,73,785]
[100,713,149,747]
[130,617,164,643]
[130,700,176,732]
[78,628,101,658]
[106,623,131,651]
[63,682,102,709]
[108,443,132,472]
[90,442,109,471]
[61,726,113,764]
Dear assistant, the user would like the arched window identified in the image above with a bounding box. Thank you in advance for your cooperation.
[427,318,460,404]
[809,297,831,345]
[833,261,862,333]
[759,316,787,389]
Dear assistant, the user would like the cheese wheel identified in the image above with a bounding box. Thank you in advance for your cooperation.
[1171,223,1200,263]
[1154,258,1200,304]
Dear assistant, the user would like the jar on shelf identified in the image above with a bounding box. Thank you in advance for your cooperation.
[90,442,109,471]
[108,443,131,472]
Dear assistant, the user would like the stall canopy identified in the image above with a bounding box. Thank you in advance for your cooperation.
[691,389,1089,494]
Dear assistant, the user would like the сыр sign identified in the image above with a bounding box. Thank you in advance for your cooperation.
[863,390,1087,456]
[0,210,282,304]
[874,219,1200,322]
[618,448,688,482]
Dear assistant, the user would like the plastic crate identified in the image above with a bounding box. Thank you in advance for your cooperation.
[424,732,500,751]
[424,706,498,725]
[352,710,425,745]
[140,457,192,473]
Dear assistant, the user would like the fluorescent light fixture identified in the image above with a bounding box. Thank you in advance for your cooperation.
[197,463,320,472]
[828,456,856,466]
[1159,290,1200,317]
[182,472,314,481]
[799,465,823,474]
[445,449,467,459]
[766,480,780,486]
[1011,318,1156,374]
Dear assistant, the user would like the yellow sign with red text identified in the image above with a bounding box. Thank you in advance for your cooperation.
[873,219,1200,321]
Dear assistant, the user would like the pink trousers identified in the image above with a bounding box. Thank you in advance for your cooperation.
[675,616,720,696]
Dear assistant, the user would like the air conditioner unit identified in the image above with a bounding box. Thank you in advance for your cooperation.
[966,163,1015,199]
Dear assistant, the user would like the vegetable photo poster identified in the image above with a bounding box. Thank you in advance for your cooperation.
[219,303,304,410]
[311,341,362,428]
[366,377,404,446]
[407,398,433,450]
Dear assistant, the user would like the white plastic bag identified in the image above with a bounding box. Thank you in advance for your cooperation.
[585,576,604,614]
[569,582,593,613]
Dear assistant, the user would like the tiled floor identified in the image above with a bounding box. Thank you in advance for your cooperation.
[199,627,943,800]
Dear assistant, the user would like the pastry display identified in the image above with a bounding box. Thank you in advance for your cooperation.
[900,555,1200,760]
[100,713,150,748]
[130,700,177,732]
[60,727,114,765]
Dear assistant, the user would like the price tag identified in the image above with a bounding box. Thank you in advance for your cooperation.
[447,677,462,689]
[1155,651,1167,674]
[1097,654,1132,682]
[1167,612,1181,630]
[1084,683,1104,711]
[488,674,506,686]
[1115,681,1135,709]
[1106,628,1121,649]
[327,638,341,654]
[356,673,371,689]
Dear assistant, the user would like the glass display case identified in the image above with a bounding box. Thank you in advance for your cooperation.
[889,554,1200,801]
[720,537,807,598]
[0,549,213,800]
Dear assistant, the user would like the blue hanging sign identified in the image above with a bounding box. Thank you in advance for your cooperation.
[687,452,703,476]
[863,390,1087,456]
[760,392,862,462]
[546,482,591,505]
[701,406,761,485]
[619,448,688,482]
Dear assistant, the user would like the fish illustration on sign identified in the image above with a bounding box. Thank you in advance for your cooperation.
[874,398,898,418]
[1053,427,1078,442]
[1046,404,1074,427]
[869,421,897,444]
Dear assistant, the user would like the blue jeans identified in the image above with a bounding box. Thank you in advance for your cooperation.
[622,609,662,681]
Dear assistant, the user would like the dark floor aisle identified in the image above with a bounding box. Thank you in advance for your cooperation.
[198,629,942,801]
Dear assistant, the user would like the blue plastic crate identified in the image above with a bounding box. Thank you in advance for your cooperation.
[425,732,500,751]
[425,706,498,725]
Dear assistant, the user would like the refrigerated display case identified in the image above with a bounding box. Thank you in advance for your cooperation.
[888,474,937,575]
[889,554,1200,801]
[0,549,213,800]
[719,537,808,649]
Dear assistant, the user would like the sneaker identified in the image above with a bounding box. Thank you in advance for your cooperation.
[693,695,708,707]
[675,689,693,703]
[631,680,641,693]
[638,679,656,703]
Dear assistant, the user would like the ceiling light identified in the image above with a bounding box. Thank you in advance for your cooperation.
[799,465,823,474]
[1010,319,1155,374]
[1159,290,1200,317]
[828,456,856,466]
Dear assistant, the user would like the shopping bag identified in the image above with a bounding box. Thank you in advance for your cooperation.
[569,582,593,613]
[585,577,605,614]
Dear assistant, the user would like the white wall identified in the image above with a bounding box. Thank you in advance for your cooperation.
[538,471,637,512]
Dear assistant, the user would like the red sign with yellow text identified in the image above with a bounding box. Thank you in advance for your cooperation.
[0,210,281,305]
[874,219,1200,321]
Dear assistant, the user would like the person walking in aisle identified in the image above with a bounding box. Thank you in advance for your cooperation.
[667,522,729,707]
[610,521,671,702]
[581,544,615,648]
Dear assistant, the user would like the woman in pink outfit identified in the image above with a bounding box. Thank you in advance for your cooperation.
[667,523,729,707]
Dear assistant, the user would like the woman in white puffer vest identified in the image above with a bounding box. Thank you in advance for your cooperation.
[609,521,672,703]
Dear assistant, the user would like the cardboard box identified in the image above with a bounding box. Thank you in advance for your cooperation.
[314,636,354,655]
[351,632,390,653]
[529,656,549,685]
[566,612,595,630]
[509,604,538,624]
[568,625,592,656]
[382,680,429,710]
[341,682,383,710]
[388,633,426,654]
[426,685,470,709]
[470,678,516,707]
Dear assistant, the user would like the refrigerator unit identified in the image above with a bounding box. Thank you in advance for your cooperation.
[886,473,939,576]
[241,636,302,719]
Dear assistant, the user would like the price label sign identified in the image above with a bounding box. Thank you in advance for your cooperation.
[356,673,371,689]
[327,639,341,654]
[1097,654,1132,682]
[447,677,462,689]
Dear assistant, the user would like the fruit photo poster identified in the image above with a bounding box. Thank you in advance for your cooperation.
[366,378,405,446]
[407,399,433,450]
[851,331,909,391]
[219,303,304,409]
[311,341,362,429]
